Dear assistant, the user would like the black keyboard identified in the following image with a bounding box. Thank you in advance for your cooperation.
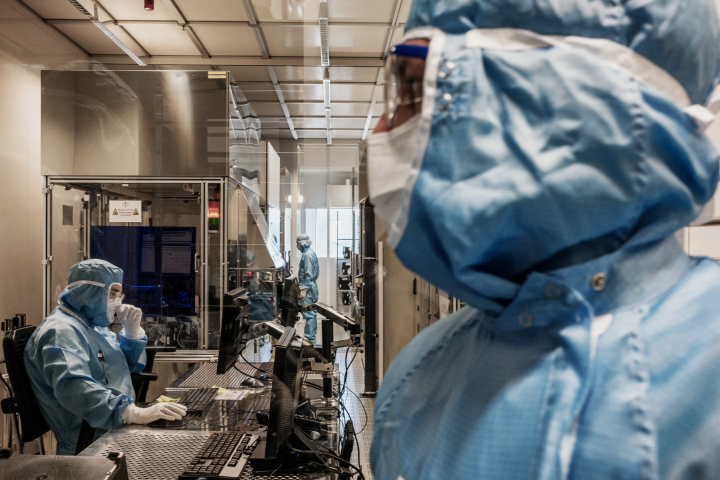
[180,387,219,413]
[178,432,260,479]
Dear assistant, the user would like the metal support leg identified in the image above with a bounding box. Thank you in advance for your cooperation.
[321,319,333,399]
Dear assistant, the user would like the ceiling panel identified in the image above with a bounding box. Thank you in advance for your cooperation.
[251,0,318,23]
[295,130,327,139]
[331,102,374,116]
[280,84,322,101]
[54,23,127,55]
[326,0,396,23]
[330,66,380,83]
[224,66,272,82]
[396,0,413,25]
[0,7,78,56]
[122,24,198,55]
[252,102,285,116]
[22,0,89,19]
[262,25,318,57]
[251,0,394,23]
[287,102,326,116]
[292,118,328,129]
[328,117,371,129]
[175,0,249,21]
[97,0,177,21]
[275,67,378,83]
[191,25,261,56]
[274,66,322,82]
[331,84,374,102]
[328,26,389,57]
[237,82,278,101]
[331,129,364,138]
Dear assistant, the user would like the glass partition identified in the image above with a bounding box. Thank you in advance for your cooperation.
[46,179,214,353]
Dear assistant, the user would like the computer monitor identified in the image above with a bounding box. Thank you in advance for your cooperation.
[279,276,305,327]
[217,287,250,375]
[265,326,304,459]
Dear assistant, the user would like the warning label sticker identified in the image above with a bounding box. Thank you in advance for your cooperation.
[109,200,142,223]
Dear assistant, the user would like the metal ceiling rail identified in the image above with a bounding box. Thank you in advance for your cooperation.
[240,0,270,59]
[93,0,151,59]
[160,0,210,59]
[362,67,384,140]
[44,19,406,28]
[90,55,385,66]
[267,66,298,140]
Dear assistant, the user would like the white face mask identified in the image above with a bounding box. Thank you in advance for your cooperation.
[107,297,122,323]
[366,114,421,233]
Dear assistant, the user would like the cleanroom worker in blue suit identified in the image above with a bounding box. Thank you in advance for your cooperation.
[297,234,319,344]
[25,260,187,455]
[367,0,720,479]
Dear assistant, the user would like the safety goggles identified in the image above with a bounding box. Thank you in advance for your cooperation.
[384,43,429,129]
[108,285,124,302]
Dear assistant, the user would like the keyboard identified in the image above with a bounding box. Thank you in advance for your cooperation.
[180,387,219,413]
[178,432,260,479]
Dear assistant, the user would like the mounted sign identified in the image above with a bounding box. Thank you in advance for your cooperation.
[109,200,142,223]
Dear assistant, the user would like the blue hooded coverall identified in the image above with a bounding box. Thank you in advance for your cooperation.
[297,235,320,344]
[369,0,720,479]
[25,260,147,455]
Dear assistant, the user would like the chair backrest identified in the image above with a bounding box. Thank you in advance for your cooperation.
[2,326,50,444]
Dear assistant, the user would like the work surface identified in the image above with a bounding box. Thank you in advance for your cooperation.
[80,348,375,480]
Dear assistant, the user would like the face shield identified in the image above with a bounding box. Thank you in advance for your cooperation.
[384,43,429,129]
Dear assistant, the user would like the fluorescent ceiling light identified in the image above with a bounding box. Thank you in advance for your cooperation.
[93,21,146,66]
[66,0,146,66]
[319,0,329,67]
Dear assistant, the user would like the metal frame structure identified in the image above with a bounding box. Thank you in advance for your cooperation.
[43,176,227,362]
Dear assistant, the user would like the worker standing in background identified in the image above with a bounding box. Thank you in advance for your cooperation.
[367,0,720,478]
[297,234,319,344]
[25,260,187,455]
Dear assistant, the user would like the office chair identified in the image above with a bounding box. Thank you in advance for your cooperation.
[130,345,175,403]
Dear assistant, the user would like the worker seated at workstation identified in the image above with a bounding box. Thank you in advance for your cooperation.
[23,259,187,455]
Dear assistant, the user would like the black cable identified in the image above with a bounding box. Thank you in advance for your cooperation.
[232,361,267,381]
[238,349,272,375]
[289,434,366,480]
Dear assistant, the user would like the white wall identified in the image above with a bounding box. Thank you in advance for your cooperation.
[0,0,88,324]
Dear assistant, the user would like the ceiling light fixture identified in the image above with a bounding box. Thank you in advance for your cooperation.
[144,0,154,11]
[319,0,329,67]
[322,67,331,109]
[66,0,146,66]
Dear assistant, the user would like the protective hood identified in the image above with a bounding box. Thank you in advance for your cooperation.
[58,259,123,327]
[297,234,312,252]
[375,0,720,312]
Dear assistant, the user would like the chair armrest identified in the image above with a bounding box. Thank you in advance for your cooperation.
[131,372,158,383]
[144,346,177,353]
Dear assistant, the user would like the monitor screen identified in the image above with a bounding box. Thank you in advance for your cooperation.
[90,226,197,317]
[279,276,302,327]
[217,288,250,375]
[265,326,304,458]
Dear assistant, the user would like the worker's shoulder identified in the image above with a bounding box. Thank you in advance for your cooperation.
[378,307,482,400]
[661,255,720,303]
[30,308,90,344]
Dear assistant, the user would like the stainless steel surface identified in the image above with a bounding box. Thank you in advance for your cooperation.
[179,361,274,389]
[41,70,231,177]
[79,428,214,480]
